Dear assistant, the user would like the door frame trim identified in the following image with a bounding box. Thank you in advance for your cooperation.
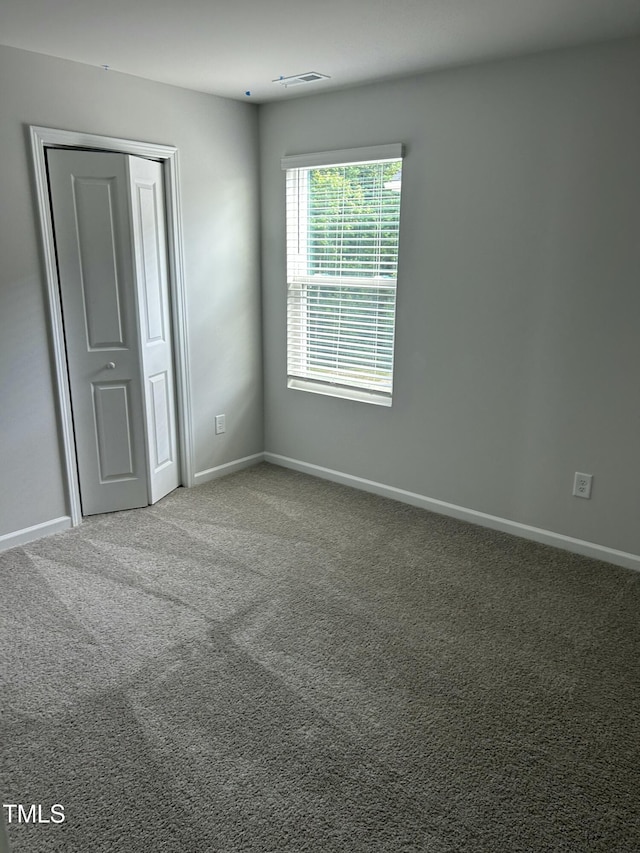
[30,125,194,525]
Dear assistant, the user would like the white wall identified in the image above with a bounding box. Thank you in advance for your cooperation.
[0,45,262,540]
[259,38,640,559]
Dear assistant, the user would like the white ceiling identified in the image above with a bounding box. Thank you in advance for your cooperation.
[1,0,639,103]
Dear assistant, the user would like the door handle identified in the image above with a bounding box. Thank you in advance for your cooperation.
[106,362,116,369]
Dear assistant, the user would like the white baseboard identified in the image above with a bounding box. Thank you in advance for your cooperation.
[0,455,261,552]
[264,453,640,573]
[194,452,264,485]
[0,516,72,553]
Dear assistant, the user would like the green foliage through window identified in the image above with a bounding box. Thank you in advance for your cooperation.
[307,162,401,279]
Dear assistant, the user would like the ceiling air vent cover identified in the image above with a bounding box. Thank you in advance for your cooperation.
[274,72,330,88]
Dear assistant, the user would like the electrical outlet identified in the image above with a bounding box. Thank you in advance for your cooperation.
[215,414,226,435]
[572,472,592,499]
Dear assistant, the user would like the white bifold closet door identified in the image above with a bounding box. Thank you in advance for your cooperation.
[47,148,180,516]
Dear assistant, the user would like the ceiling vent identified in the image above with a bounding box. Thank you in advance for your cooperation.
[274,72,330,88]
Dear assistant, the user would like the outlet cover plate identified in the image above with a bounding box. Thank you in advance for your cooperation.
[573,472,593,499]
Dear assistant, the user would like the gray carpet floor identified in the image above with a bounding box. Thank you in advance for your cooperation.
[1,462,639,852]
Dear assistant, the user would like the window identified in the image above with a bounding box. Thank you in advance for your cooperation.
[282,144,404,406]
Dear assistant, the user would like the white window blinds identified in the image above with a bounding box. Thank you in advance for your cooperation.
[283,144,404,405]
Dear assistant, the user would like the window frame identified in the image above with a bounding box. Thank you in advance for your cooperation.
[282,144,404,407]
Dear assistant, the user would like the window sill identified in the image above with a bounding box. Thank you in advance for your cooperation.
[287,377,392,407]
